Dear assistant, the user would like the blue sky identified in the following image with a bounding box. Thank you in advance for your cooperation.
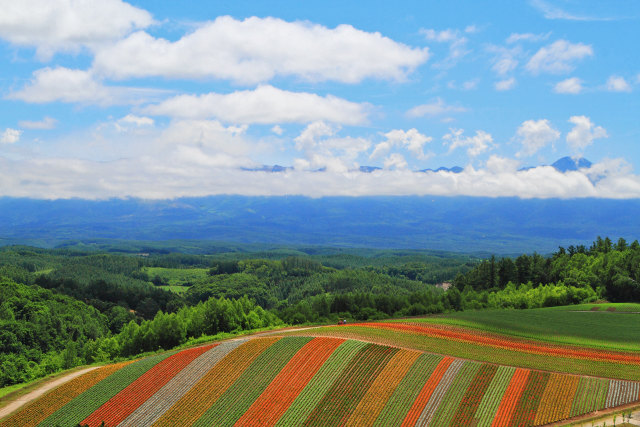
[0,0,639,199]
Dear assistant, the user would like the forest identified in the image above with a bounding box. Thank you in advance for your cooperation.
[0,237,636,387]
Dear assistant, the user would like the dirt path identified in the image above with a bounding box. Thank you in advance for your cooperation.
[0,367,98,420]
[568,407,640,426]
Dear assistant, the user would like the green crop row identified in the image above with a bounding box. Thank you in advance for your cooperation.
[193,337,311,427]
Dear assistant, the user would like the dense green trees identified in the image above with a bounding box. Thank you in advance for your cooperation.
[454,237,640,302]
[0,239,635,389]
[0,279,110,386]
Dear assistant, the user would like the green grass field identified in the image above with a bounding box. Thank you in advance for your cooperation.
[399,304,640,352]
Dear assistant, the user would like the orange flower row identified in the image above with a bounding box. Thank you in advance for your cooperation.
[344,349,420,426]
[236,337,345,426]
[151,337,280,426]
[400,356,453,427]
[81,344,216,427]
[2,362,131,427]
[354,322,640,365]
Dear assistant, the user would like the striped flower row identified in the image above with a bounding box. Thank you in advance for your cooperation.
[3,336,639,427]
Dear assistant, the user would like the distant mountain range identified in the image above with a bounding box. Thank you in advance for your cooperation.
[1,192,638,254]
[244,157,591,175]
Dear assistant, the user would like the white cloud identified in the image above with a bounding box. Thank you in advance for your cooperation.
[0,0,153,60]
[443,128,493,158]
[383,153,408,170]
[407,98,467,118]
[530,0,614,21]
[486,45,522,77]
[118,114,154,127]
[566,116,607,153]
[18,116,57,130]
[421,28,469,69]
[606,75,632,92]
[114,114,154,132]
[554,77,584,94]
[293,121,370,172]
[495,78,516,91]
[493,57,519,76]
[515,119,560,157]
[486,155,520,173]
[93,16,429,84]
[8,67,166,106]
[5,155,639,199]
[526,40,593,74]
[371,128,432,160]
[1,128,21,144]
[143,85,369,125]
[506,32,550,44]
[271,125,284,136]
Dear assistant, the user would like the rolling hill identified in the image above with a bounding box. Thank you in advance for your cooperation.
[2,306,639,427]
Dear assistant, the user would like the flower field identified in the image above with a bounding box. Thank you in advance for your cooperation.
[2,334,639,427]
[290,321,640,381]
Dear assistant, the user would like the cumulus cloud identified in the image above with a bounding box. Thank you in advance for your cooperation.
[0,0,152,60]
[271,125,284,136]
[526,40,593,74]
[495,78,516,91]
[143,85,369,125]
[18,116,57,130]
[92,16,429,84]
[383,153,408,170]
[3,154,639,199]
[515,119,560,157]
[8,67,167,106]
[1,128,21,144]
[370,128,432,160]
[554,77,584,94]
[566,116,607,153]
[443,128,493,158]
[293,121,371,172]
[407,98,467,118]
[606,75,632,92]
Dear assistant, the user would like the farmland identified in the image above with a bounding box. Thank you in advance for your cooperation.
[1,334,639,427]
